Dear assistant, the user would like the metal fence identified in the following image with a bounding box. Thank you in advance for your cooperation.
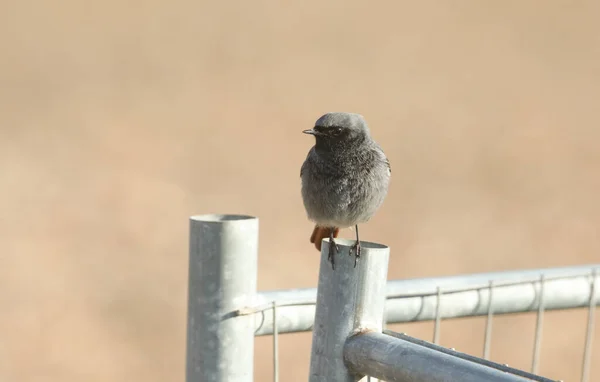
[186,214,598,382]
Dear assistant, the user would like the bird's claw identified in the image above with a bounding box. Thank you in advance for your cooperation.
[350,241,361,268]
[328,239,339,270]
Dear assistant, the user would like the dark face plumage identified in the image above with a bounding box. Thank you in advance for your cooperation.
[303,124,348,139]
[303,112,370,147]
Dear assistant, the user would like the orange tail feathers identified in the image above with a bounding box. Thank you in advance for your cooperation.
[310,225,340,251]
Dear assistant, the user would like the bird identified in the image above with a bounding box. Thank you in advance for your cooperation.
[300,112,390,270]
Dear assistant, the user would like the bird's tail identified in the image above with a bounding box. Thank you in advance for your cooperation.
[310,225,340,251]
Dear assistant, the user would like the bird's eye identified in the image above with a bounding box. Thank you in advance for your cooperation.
[332,127,343,135]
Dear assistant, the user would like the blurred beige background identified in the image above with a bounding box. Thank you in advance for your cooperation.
[1,1,599,381]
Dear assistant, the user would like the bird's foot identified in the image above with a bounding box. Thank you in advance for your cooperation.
[350,240,361,268]
[328,239,339,270]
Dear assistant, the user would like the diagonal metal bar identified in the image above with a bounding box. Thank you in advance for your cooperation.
[382,330,557,382]
[346,331,555,382]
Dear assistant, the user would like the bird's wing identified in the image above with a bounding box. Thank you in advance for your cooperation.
[373,143,390,174]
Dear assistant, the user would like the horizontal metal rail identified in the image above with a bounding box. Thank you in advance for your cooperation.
[343,331,557,382]
[236,264,600,335]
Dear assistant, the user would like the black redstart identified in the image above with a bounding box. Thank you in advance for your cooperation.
[300,112,391,269]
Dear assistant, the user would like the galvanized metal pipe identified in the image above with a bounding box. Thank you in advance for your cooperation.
[344,332,538,382]
[308,239,390,382]
[249,265,600,335]
[186,214,259,382]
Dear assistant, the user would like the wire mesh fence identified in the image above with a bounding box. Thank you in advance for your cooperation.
[186,214,598,382]
[251,270,596,382]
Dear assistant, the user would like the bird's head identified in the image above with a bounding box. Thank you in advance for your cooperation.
[303,112,370,150]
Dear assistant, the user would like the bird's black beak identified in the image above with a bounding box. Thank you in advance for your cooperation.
[303,129,320,136]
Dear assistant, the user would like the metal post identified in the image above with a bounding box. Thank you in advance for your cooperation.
[186,214,259,382]
[309,238,390,382]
